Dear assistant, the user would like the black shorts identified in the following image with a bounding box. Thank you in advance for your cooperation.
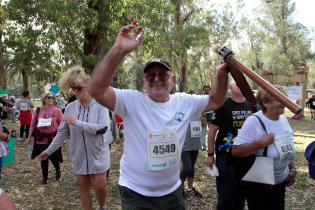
[118,185,186,210]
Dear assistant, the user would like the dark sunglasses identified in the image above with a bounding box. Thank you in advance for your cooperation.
[46,96,55,100]
[144,71,170,83]
[71,86,86,91]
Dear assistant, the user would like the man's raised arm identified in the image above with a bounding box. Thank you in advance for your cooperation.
[88,21,143,110]
[204,63,229,112]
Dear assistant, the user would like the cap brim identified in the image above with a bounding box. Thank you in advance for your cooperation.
[144,62,171,73]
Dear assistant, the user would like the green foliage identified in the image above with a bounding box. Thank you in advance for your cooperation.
[244,0,312,74]
[0,0,314,93]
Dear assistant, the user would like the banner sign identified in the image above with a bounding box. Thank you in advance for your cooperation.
[287,86,303,100]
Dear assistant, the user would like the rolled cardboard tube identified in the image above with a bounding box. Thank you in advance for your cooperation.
[218,47,302,114]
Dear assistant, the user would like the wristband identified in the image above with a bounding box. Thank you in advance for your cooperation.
[208,152,214,157]
[289,168,297,172]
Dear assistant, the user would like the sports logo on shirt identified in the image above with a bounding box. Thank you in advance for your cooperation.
[174,112,184,123]
[218,133,234,153]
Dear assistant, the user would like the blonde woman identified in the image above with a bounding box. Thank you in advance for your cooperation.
[39,66,110,210]
[27,92,63,185]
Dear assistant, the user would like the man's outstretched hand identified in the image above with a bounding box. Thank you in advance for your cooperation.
[113,20,144,54]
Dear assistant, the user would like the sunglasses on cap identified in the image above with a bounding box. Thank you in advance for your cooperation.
[144,71,171,83]
[71,86,86,91]
[46,96,55,100]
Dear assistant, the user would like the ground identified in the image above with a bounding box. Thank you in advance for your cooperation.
[0,110,314,210]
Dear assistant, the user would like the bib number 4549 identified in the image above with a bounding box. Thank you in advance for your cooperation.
[152,143,176,155]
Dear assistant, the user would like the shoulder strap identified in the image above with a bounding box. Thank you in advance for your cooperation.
[253,115,268,157]
[253,115,267,133]
[108,110,113,120]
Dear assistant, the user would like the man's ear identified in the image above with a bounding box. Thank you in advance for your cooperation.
[171,73,176,83]
[169,73,176,92]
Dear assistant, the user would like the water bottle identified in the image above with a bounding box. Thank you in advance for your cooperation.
[27,145,32,158]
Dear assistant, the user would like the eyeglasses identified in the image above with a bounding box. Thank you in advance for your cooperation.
[71,86,86,92]
[144,71,170,83]
[46,96,55,100]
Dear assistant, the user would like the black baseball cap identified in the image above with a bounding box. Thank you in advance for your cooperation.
[143,58,171,73]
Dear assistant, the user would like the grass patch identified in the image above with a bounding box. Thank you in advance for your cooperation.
[0,110,314,209]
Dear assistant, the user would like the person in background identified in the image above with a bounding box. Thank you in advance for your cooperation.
[49,80,59,95]
[55,94,66,111]
[61,90,77,113]
[232,86,297,210]
[8,96,16,123]
[27,92,63,186]
[17,91,33,141]
[0,96,9,120]
[0,120,10,180]
[88,21,228,209]
[304,141,315,180]
[200,85,211,151]
[206,82,254,210]
[106,110,120,179]
[114,113,124,138]
[307,94,315,119]
[181,90,203,198]
[39,66,111,210]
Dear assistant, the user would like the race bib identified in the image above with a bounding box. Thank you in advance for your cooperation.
[190,121,202,138]
[20,102,28,111]
[37,118,52,128]
[312,101,315,106]
[147,130,179,171]
[274,132,296,161]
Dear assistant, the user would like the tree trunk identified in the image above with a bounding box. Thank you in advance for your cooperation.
[0,57,6,89]
[22,69,29,91]
[178,51,188,92]
[0,2,6,89]
[82,0,109,74]
[172,0,188,92]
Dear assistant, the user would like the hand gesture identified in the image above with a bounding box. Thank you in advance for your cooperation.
[258,133,275,148]
[113,20,143,54]
[38,151,48,161]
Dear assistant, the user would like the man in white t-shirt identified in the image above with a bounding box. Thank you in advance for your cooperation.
[88,21,229,209]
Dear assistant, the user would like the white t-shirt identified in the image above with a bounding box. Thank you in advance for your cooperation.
[234,111,294,184]
[114,89,208,196]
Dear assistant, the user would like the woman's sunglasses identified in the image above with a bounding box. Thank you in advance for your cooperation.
[144,71,170,83]
[46,96,55,100]
[71,86,86,92]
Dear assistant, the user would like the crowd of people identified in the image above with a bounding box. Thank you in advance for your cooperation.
[0,21,314,210]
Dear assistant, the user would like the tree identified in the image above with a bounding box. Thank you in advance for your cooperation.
[257,0,312,74]
[0,0,7,89]
[5,0,62,91]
